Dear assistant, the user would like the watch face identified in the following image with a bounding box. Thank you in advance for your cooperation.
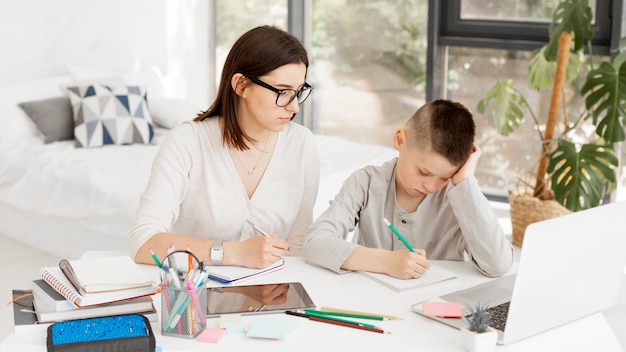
[211,242,223,265]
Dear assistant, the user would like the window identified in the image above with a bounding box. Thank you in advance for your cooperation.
[213,1,288,97]
[308,0,428,147]
[429,0,622,200]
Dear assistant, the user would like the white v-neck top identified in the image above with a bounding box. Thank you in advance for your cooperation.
[129,118,320,258]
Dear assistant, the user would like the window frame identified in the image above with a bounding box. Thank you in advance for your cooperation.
[426,0,624,202]
[438,0,612,52]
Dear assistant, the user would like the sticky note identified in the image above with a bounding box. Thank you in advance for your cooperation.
[220,314,243,328]
[423,301,463,318]
[246,319,295,339]
[197,328,227,343]
[226,326,246,334]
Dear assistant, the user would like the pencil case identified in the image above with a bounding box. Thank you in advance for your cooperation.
[46,314,155,352]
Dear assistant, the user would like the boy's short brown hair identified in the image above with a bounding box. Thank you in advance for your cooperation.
[405,99,475,166]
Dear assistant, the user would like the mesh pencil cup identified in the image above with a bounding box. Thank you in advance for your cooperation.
[161,284,207,338]
[159,249,207,338]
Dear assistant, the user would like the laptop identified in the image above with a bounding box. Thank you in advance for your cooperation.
[412,200,626,345]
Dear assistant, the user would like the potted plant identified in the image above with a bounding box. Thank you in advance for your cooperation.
[476,0,626,246]
[461,302,497,352]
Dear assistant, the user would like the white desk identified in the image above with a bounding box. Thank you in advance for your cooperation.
[1,257,623,352]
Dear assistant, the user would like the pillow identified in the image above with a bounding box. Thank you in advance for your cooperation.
[66,85,154,148]
[18,97,74,143]
[148,98,202,129]
[0,75,72,143]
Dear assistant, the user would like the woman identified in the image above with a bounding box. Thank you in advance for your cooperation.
[129,26,319,269]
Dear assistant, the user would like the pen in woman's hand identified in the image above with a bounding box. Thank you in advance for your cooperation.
[246,219,271,237]
[246,219,290,254]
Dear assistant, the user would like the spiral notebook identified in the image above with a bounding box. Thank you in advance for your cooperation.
[39,257,159,308]
[208,258,285,284]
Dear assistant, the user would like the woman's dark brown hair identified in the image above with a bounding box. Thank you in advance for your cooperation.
[194,25,309,150]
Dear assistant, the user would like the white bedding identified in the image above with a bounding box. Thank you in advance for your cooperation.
[0,130,398,259]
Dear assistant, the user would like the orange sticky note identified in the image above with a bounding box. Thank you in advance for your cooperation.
[423,301,463,318]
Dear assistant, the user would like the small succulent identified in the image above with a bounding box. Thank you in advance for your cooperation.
[465,302,492,333]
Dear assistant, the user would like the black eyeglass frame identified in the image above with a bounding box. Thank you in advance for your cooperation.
[246,76,312,107]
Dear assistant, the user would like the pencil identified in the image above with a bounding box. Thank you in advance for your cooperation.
[384,218,415,252]
[246,219,271,237]
[301,310,380,329]
[319,306,403,321]
[285,311,389,334]
[308,316,389,334]
[149,248,162,267]
[304,309,387,321]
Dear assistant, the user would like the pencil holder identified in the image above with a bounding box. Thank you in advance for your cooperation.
[161,284,207,338]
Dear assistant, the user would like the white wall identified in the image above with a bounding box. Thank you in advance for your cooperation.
[0,0,211,107]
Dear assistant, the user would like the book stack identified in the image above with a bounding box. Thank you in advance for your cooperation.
[13,256,159,334]
[31,279,157,323]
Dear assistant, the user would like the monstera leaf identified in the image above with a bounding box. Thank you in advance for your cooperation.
[529,46,582,91]
[544,0,593,61]
[581,58,626,143]
[547,139,618,211]
[476,80,527,136]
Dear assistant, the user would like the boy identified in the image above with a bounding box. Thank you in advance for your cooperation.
[303,99,513,279]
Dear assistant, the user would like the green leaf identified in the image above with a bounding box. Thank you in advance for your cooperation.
[529,47,554,90]
[548,140,618,211]
[581,61,626,143]
[544,0,593,61]
[476,80,527,136]
[529,46,581,91]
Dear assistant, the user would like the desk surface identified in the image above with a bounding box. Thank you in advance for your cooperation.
[1,256,623,352]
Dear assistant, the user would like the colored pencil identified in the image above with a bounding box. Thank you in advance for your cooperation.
[285,311,389,334]
[384,218,415,252]
[320,306,403,320]
[301,310,380,329]
[304,309,387,321]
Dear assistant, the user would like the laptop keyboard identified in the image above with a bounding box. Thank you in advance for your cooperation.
[487,301,510,331]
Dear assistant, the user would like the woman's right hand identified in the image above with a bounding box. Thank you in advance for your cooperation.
[224,235,289,268]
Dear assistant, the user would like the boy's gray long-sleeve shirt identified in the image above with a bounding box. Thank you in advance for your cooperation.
[303,158,514,277]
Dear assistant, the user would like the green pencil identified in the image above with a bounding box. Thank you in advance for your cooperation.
[300,310,380,329]
[384,218,415,252]
[304,309,387,321]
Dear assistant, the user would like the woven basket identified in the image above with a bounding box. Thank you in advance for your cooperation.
[508,187,570,247]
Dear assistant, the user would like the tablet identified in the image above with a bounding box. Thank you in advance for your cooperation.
[206,282,316,317]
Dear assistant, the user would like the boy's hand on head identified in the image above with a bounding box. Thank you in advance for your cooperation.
[384,249,430,279]
[451,144,481,186]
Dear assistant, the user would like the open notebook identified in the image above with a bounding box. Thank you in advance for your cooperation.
[359,264,456,292]
[208,258,285,284]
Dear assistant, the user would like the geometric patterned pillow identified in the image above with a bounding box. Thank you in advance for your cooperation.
[66,85,154,148]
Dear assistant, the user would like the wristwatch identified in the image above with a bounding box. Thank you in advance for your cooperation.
[210,241,224,266]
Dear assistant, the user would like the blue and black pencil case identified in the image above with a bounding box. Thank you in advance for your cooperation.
[46,314,155,352]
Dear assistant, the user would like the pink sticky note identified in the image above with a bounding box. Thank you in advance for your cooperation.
[198,328,227,344]
[423,301,463,318]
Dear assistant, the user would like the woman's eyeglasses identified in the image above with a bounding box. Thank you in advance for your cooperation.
[246,76,312,107]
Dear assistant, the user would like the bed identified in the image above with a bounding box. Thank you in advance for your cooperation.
[0,72,399,259]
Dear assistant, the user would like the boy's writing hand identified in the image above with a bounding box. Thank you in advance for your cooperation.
[385,249,430,279]
[451,143,481,186]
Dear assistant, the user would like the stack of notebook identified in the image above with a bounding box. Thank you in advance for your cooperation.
[31,279,157,323]
[13,256,159,334]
